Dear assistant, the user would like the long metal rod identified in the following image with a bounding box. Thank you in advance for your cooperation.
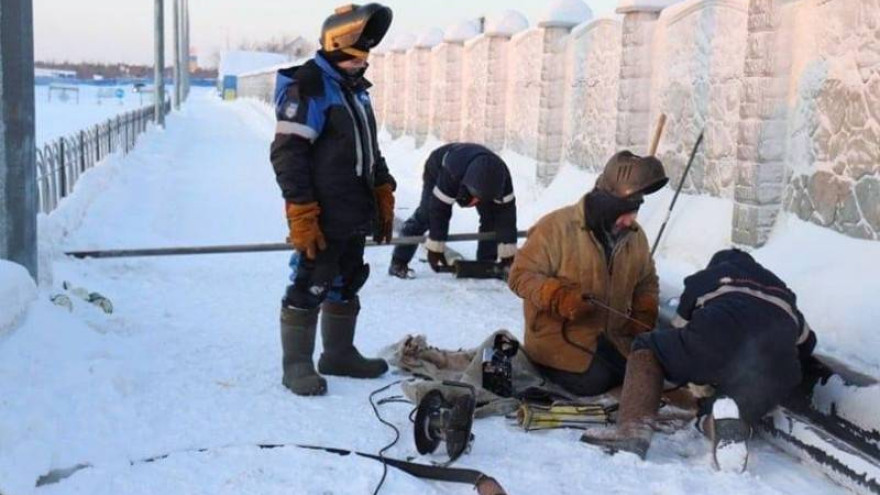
[651,130,704,256]
[65,230,529,259]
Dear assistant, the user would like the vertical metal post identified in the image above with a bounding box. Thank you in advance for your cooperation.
[172,0,181,110]
[0,0,38,278]
[182,0,188,100]
[58,140,66,198]
[154,0,165,128]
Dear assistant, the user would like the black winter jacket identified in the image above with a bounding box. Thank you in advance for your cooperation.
[270,53,395,240]
[636,249,815,411]
[423,143,517,244]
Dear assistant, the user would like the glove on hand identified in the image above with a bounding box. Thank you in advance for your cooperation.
[373,183,395,244]
[285,201,327,260]
[540,279,594,321]
[427,250,450,272]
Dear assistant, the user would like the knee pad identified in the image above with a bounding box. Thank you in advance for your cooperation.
[282,282,328,310]
[327,263,370,302]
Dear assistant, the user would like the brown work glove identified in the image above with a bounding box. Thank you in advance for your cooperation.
[540,279,594,321]
[285,201,327,260]
[373,183,395,244]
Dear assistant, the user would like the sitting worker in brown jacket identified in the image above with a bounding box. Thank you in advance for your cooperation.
[507,151,668,397]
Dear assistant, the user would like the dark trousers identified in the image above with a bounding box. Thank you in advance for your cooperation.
[391,180,498,264]
[537,335,627,397]
[283,236,369,310]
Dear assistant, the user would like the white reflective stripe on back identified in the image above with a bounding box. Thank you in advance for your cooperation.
[432,186,456,205]
[493,192,516,205]
[275,121,318,141]
[695,285,801,329]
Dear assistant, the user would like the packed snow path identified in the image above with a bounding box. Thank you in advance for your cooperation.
[0,89,849,494]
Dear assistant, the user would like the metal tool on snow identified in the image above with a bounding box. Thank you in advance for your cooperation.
[413,381,477,464]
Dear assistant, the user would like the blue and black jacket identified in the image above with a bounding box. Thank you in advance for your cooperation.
[270,53,395,240]
[423,143,517,248]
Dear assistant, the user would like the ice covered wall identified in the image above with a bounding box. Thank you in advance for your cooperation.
[781,0,880,240]
[461,35,511,151]
[335,0,879,245]
[616,9,664,154]
[535,24,579,184]
[385,35,415,138]
[405,30,443,147]
[461,12,527,151]
[650,0,748,199]
[563,19,623,171]
[504,28,543,158]
[369,51,387,125]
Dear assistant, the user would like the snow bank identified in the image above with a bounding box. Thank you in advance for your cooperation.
[0,261,36,336]
[540,0,593,27]
[813,376,880,435]
[444,20,481,43]
[415,27,445,48]
[484,10,529,37]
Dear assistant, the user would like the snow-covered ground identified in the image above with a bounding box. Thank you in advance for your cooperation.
[0,89,869,494]
[35,84,172,146]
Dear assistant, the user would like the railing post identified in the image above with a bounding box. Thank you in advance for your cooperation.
[58,139,67,198]
[79,130,85,172]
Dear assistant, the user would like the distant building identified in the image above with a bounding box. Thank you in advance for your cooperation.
[280,36,315,58]
[217,50,291,100]
[35,67,77,79]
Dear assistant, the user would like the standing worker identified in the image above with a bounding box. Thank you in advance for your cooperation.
[388,143,518,278]
[270,3,396,396]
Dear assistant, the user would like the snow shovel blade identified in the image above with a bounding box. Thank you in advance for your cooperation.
[453,260,508,280]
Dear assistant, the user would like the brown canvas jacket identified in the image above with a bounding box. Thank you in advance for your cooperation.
[508,196,659,372]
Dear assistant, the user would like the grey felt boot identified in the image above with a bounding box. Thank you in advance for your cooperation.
[318,297,389,378]
[280,306,327,396]
[580,348,664,459]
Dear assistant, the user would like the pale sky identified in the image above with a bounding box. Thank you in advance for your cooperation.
[34,0,619,67]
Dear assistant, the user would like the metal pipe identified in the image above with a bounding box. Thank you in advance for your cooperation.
[65,230,530,259]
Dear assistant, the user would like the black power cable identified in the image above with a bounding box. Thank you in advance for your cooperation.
[368,378,415,495]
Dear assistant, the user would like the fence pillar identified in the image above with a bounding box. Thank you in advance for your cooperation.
[615,5,663,155]
[535,21,581,185]
[732,0,789,247]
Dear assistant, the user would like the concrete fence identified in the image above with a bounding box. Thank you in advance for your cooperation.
[237,0,879,245]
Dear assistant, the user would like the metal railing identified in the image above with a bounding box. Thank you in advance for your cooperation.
[35,99,171,214]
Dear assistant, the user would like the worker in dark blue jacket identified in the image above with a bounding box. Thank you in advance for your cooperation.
[270,3,395,397]
[582,248,816,472]
[388,143,518,278]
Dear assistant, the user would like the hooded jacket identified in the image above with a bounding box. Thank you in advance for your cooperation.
[423,143,517,246]
[508,196,659,373]
[270,53,395,240]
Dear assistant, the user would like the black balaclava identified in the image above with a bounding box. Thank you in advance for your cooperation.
[318,49,369,82]
[584,189,643,264]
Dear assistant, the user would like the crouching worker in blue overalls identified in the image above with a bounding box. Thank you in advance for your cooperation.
[388,143,518,279]
[269,4,395,396]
